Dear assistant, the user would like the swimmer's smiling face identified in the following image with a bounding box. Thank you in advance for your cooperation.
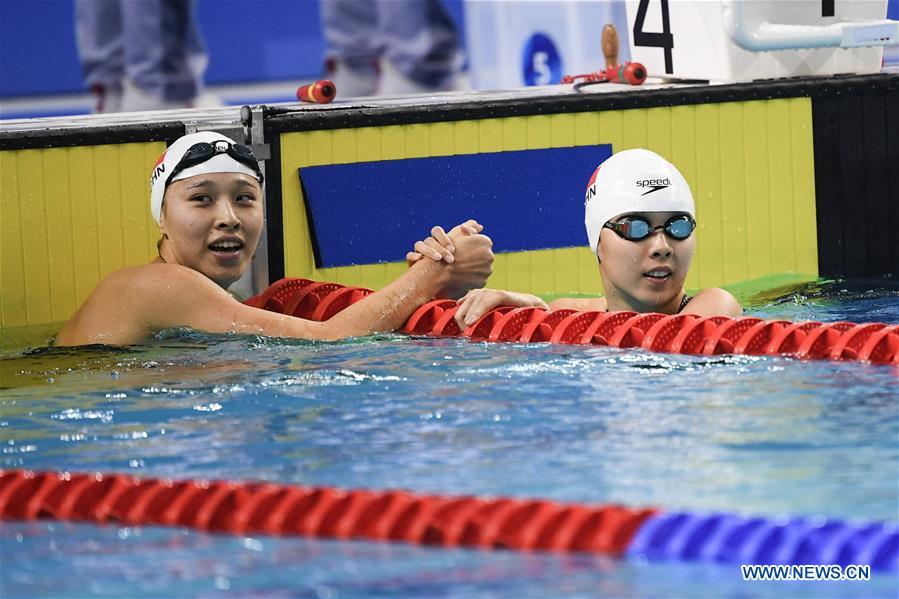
[159,172,263,289]
[597,211,695,313]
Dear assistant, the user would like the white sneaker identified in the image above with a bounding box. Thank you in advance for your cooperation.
[326,59,378,99]
[378,58,469,95]
[121,79,194,112]
[192,89,224,108]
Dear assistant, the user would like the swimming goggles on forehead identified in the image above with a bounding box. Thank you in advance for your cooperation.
[165,141,264,187]
[603,214,696,241]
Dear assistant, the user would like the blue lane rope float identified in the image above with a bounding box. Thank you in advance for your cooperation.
[626,512,897,571]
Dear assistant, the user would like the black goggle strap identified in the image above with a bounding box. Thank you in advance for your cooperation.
[165,142,262,187]
[227,144,264,181]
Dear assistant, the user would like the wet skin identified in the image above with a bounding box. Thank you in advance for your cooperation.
[55,172,494,346]
[408,211,742,321]
[596,211,694,314]
[157,173,264,289]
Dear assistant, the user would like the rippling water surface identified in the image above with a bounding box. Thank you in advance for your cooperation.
[1,279,897,597]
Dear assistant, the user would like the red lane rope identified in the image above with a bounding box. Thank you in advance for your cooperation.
[0,470,655,555]
[246,279,899,365]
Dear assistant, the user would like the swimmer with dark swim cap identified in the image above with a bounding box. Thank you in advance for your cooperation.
[56,132,494,346]
[407,149,741,327]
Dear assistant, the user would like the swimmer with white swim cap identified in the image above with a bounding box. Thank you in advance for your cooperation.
[407,149,741,326]
[56,131,494,346]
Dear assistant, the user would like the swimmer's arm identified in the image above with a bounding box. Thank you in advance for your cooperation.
[143,261,454,341]
[548,297,607,311]
[294,259,454,340]
[681,288,742,318]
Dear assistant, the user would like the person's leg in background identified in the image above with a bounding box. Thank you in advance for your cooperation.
[321,0,380,98]
[120,0,212,111]
[75,0,124,113]
[376,0,465,94]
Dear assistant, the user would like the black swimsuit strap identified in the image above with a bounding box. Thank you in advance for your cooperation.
[603,293,692,313]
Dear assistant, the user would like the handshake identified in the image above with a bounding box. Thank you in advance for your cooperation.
[405,220,548,329]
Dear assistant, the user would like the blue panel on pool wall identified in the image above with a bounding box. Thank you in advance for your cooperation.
[299,145,612,267]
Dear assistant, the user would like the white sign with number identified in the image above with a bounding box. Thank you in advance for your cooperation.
[624,0,895,82]
[464,1,631,89]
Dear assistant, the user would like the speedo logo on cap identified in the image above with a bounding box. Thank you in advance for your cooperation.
[636,177,670,196]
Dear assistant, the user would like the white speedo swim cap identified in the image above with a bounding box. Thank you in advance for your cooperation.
[584,149,695,253]
[149,131,260,224]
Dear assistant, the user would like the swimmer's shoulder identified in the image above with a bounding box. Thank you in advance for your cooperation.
[55,266,150,346]
[548,297,607,312]
[682,287,742,318]
[83,263,222,301]
[56,264,237,346]
[131,262,242,290]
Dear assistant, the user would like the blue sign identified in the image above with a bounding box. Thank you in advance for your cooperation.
[299,145,613,268]
[522,33,563,86]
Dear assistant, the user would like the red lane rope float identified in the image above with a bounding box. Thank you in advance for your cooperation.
[488,307,548,342]
[8,470,894,571]
[609,313,667,348]
[641,313,698,352]
[521,309,576,343]
[582,311,637,345]
[701,317,764,355]
[403,300,458,335]
[432,306,464,337]
[550,311,606,344]
[283,282,346,319]
[732,319,792,355]
[668,315,731,354]
[244,277,314,312]
[796,321,857,359]
[764,320,822,354]
[859,325,899,364]
[464,307,514,341]
[829,323,888,360]
[245,279,899,365]
[0,470,655,556]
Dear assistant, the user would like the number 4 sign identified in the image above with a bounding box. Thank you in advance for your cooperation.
[632,0,675,74]
[624,0,896,82]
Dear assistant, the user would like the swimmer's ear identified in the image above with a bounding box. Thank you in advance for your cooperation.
[158,200,169,237]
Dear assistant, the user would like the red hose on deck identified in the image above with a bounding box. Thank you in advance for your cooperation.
[0,470,655,555]
[245,278,899,365]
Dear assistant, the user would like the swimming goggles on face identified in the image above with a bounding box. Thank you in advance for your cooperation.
[165,141,264,187]
[603,214,696,241]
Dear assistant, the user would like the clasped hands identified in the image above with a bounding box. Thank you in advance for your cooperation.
[406,220,546,329]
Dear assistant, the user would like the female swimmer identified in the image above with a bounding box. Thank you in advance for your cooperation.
[56,131,494,346]
[407,149,741,327]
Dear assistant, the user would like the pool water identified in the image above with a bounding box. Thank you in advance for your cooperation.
[1,279,897,597]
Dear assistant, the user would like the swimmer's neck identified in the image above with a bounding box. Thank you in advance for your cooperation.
[603,289,686,314]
